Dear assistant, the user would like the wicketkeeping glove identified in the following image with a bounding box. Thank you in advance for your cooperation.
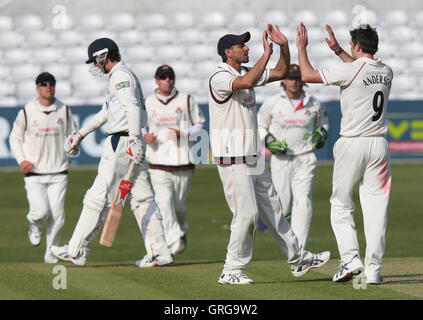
[265,133,288,155]
[312,127,328,150]
[64,131,83,155]
[126,138,145,165]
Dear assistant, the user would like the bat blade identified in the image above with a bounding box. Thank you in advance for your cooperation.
[99,178,133,247]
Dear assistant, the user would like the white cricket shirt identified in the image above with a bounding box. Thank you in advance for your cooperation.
[79,62,146,138]
[319,57,393,137]
[145,89,205,168]
[9,98,76,173]
[258,90,329,155]
[208,62,270,163]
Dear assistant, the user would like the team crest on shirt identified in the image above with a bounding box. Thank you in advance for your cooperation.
[305,109,311,116]
[57,118,64,125]
[175,107,183,114]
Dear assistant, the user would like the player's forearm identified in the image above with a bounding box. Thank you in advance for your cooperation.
[298,48,323,83]
[234,52,271,90]
[9,121,26,165]
[9,136,25,165]
[333,47,354,63]
[127,105,142,138]
[268,44,290,82]
[79,108,107,137]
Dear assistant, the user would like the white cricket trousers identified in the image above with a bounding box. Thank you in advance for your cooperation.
[24,173,67,262]
[270,152,316,249]
[331,136,391,278]
[149,168,194,252]
[68,135,171,259]
[217,162,314,272]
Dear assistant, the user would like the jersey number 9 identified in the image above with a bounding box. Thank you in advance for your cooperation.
[372,91,384,121]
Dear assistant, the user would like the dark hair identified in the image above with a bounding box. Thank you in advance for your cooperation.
[350,24,378,55]
[108,49,121,62]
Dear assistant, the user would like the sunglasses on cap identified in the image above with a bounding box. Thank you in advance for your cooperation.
[38,81,56,87]
[158,75,175,80]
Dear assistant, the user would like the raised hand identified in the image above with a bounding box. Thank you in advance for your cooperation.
[296,22,309,50]
[267,24,288,46]
[325,24,341,51]
[262,30,274,57]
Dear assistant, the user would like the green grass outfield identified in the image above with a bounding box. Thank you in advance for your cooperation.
[0,162,422,300]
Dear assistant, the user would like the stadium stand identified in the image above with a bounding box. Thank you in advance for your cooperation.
[0,0,421,106]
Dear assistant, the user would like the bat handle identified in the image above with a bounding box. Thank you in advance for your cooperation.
[125,161,136,181]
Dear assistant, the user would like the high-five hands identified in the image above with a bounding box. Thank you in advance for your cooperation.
[325,24,341,52]
[267,24,288,46]
[296,22,309,50]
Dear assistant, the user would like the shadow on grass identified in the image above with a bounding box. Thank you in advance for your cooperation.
[253,276,333,285]
[77,260,225,268]
[383,273,423,285]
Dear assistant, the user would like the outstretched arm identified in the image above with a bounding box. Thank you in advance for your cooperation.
[296,22,323,83]
[232,30,273,90]
[325,24,354,62]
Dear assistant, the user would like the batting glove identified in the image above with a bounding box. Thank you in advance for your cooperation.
[312,127,328,150]
[265,133,288,155]
[64,131,83,155]
[126,138,145,165]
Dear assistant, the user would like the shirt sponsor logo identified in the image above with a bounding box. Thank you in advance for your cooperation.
[115,81,130,90]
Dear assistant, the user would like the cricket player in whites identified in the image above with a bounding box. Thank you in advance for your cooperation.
[209,24,330,285]
[258,64,329,249]
[144,65,205,255]
[51,38,174,267]
[296,23,393,284]
[9,72,77,263]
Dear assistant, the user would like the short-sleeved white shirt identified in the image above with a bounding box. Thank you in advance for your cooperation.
[258,91,329,155]
[208,62,270,162]
[319,57,393,137]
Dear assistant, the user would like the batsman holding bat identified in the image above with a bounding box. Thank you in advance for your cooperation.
[51,38,174,268]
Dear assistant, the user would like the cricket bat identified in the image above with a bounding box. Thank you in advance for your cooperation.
[100,161,136,247]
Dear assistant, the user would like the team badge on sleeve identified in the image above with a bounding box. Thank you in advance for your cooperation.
[116,81,130,90]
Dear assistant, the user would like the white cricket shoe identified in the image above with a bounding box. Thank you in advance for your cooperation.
[291,251,331,277]
[170,236,187,255]
[50,245,88,267]
[28,224,42,246]
[218,270,254,285]
[333,255,365,282]
[366,274,384,285]
[44,254,58,264]
[135,254,174,268]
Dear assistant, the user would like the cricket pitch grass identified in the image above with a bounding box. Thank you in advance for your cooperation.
[0,162,422,300]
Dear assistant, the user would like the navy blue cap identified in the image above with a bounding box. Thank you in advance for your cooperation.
[35,72,56,86]
[155,65,175,79]
[85,38,119,64]
[217,32,250,57]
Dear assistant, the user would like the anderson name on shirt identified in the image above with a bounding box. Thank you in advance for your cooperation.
[362,74,392,88]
